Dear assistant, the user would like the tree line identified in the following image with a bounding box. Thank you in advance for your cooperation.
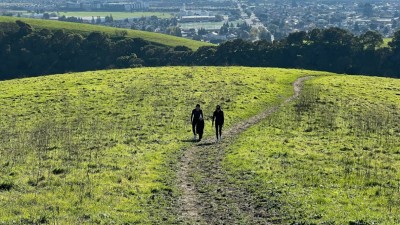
[1,20,400,80]
[0,20,191,79]
[194,28,400,78]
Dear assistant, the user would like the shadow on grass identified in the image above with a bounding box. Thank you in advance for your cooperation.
[181,139,215,146]
[196,142,214,147]
[181,139,197,143]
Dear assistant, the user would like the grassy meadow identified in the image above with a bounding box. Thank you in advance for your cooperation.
[383,38,392,47]
[0,67,328,224]
[0,16,211,50]
[224,75,400,224]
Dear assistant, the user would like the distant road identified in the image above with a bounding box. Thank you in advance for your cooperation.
[236,0,270,41]
[237,1,265,28]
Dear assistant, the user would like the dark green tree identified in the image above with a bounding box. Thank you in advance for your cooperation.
[219,23,229,35]
[389,30,400,51]
[285,31,307,46]
[359,30,383,50]
[198,28,207,35]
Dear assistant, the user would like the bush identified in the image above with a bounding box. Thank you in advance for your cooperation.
[0,181,13,191]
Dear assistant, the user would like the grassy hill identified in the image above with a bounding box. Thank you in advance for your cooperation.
[0,67,329,224]
[0,16,212,50]
[0,67,398,224]
[224,75,400,224]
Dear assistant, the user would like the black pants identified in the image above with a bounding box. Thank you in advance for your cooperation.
[196,120,204,141]
[198,132,203,141]
[192,120,198,135]
[215,123,222,139]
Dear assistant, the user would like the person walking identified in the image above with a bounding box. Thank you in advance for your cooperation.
[212,105,224,143]
[191,104,203,141]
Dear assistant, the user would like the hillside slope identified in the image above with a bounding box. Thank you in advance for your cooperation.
[224,75,400,224]
[1,66,398,224]
[0,67,329,224]
[0,16,212,50]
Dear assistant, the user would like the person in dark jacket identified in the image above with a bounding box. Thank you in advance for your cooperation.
[212,105,224,142]
[196,115,205,142]
[191,104,203,141]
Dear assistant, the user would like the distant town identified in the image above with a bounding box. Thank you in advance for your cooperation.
[1,0,399,43]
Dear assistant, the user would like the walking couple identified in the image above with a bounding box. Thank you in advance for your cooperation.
[191,104,224,143]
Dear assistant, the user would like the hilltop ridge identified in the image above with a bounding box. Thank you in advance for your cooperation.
[0,16,212,50]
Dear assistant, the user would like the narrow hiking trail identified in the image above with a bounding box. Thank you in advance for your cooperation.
[177,76,312,224]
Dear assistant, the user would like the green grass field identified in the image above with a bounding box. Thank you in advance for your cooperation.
[224,75,400,224]
[0,66,398,224]
[0,67,329,224]
[383,38,392,47]
[56,11,175,19]
[0,16,212,50]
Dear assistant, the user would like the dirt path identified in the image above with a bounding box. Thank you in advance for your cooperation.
[177,77,312,224]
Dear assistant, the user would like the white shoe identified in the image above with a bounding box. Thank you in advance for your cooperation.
[216,139,219,143]
[193,135,196,141]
